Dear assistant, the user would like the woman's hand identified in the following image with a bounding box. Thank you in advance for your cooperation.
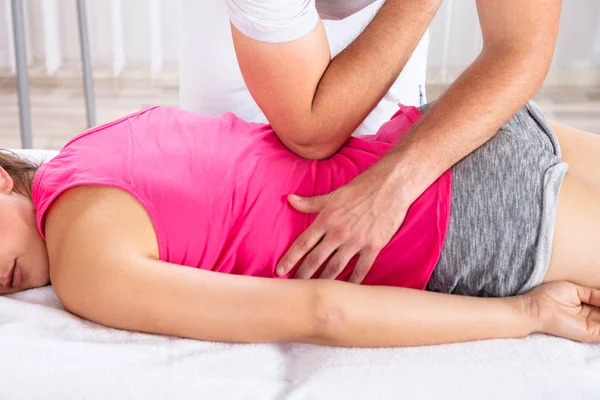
[527,281,600,343]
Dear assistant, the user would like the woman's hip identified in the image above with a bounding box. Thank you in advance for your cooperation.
[425,101,568,297]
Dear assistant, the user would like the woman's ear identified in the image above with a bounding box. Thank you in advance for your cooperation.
[0,166,15,194]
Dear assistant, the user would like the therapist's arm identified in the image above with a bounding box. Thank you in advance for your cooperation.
[231,0,441,160]
[278,0,563,283]
[382,0,562,203]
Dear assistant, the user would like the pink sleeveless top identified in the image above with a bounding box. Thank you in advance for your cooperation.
[32,105,451,289]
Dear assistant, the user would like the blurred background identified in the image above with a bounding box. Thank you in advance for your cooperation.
[1,0,599,149]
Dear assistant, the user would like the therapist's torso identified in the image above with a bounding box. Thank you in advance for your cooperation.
[179,0,430,135]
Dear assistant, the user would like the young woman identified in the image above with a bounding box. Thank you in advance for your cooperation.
[1,101,599,347]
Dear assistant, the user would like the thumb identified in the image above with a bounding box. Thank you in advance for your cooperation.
[288,194,329,214]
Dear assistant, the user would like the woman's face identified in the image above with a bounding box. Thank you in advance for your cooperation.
[0,170,49,295]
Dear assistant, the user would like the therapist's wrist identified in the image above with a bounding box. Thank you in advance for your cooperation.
[358,154,411,208]
[374,150,431,207]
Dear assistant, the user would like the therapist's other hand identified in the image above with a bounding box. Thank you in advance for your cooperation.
[277,167,409,283]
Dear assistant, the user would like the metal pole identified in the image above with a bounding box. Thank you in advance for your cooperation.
[76,0,96,128]
[11,0,33,148]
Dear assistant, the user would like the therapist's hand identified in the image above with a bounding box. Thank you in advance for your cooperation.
[277,162,409,283]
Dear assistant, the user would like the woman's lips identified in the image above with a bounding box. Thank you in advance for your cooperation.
[11,260,22,288]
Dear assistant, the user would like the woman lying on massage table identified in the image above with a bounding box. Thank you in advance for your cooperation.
[1,101,599,346]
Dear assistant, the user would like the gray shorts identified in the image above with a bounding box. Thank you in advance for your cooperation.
[423,101,569,297]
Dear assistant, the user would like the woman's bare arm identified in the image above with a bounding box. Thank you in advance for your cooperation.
[45,186,600,347]
[53,251,536,347]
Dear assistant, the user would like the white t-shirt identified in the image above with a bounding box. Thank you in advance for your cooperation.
[179,0,429,135]
[226,0,381,43]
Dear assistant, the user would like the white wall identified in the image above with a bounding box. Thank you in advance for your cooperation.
[1,0,599,83]
[426,0,600,83]
[0,0,14,68]
[0,0,182,74]
[428,0,600,68]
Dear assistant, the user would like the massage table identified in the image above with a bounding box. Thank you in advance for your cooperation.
[2,149,599,399]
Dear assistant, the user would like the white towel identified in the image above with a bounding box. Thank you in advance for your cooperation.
[1,286,600,399]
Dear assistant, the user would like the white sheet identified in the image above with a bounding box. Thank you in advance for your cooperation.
[2,287,600,399]
[3,149,600,399]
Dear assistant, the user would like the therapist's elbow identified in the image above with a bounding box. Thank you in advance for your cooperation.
[288,142,340,160]
[276,126,345,160]
[484,42,553,90]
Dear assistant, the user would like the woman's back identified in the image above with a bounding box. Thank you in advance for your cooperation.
[33,106,451,289]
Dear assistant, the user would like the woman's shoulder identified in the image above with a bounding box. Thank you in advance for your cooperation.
[45,186,160,287]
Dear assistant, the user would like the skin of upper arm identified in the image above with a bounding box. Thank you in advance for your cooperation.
[231,1,444,160]
[476,0,561,75]
[45,186,326,343]
[43,188,534,347]
[231,22,335,158]
[57,254,328,343]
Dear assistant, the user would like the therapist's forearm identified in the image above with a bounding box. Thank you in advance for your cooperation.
[233,0,442,160]
[380,46,552,203]
[304,0,440,152]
